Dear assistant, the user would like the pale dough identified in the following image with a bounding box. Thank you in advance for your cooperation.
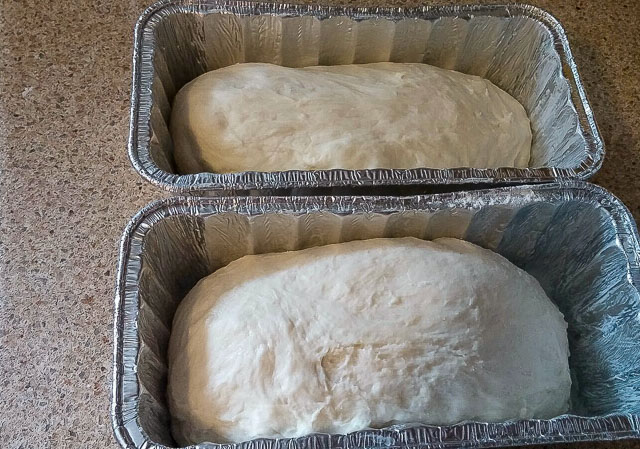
[168,237,570,445]
[170,62,532,173]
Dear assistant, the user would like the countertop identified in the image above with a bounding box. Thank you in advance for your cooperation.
[0,0,638,448]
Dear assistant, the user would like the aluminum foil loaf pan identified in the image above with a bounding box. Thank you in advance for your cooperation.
[129,0,603,192]
[112,181,640,449]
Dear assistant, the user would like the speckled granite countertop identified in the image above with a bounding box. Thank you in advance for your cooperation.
[0,0,638,448]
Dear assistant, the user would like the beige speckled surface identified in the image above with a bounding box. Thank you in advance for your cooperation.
[0,1,638,448]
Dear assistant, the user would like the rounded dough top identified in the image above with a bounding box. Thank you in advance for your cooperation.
[170,62,532,173]
[168,237,570,445]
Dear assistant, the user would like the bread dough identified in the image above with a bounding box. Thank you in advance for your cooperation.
[170,63,532,173]
[168,237,570,445]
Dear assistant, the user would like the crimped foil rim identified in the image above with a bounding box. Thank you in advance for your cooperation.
[127,0,604,192]
[112,181,640,449]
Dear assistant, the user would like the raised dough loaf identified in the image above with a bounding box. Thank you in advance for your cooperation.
[170,63,532,173]
[168,238,570,445]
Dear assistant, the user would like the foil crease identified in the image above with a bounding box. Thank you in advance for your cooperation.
[112,181,640,448]
[129,0,604,192]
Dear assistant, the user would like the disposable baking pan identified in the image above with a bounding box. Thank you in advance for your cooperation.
[128,0,603,192]
[112,181,640,448]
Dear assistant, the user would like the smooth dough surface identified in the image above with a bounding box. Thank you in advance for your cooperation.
[170,62,532,173]
[168,237,570,445]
